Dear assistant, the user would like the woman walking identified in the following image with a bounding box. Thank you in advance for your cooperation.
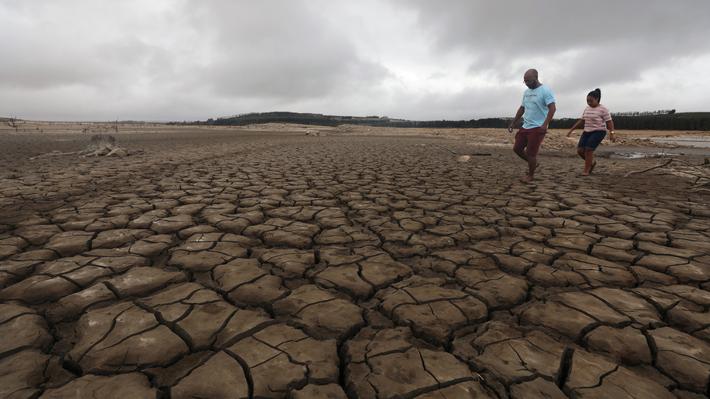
[566,89,616,175]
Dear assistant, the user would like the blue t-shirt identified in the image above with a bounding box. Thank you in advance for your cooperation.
[521,85,556,129]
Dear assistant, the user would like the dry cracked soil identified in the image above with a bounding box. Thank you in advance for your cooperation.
[1,127,710,399]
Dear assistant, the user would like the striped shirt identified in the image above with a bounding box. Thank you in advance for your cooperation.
[582,105,612,132]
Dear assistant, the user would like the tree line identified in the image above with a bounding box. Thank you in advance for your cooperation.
[177,111,710,131]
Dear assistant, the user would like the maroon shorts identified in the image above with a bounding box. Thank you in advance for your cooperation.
[514,127,546,158]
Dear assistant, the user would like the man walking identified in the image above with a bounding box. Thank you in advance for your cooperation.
[507,69,556,183]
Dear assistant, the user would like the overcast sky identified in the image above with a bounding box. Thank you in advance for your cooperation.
[1,0,709,121]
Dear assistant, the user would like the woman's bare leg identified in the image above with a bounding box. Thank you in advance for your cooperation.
[583,149,595,175]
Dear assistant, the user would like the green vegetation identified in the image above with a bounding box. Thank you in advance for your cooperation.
[180,111,710,131]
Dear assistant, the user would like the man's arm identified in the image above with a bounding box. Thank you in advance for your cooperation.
[542,103,556,131]
[508,106,525,132]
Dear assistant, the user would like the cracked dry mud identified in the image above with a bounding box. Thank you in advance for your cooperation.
[1,127,710,398]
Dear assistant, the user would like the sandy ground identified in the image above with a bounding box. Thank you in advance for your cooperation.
[1,122,709,398]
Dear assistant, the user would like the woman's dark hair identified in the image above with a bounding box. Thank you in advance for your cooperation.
[587,88,601,101]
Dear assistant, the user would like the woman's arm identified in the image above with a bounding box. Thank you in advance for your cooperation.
[606,120,616,142]
[566,118,584,136]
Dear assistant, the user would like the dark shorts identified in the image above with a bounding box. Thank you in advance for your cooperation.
[578,130,606,150]
[514,127,546,158]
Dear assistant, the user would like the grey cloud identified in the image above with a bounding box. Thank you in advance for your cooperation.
[406,0,710,89]
[0,3,176,91]
[182,1,391,100]
[380,85,522,121]
[0,1,707,121]
[407,0,710,56]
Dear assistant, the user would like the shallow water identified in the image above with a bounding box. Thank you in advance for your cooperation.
[650,136,710,148]
[606,152,680,159]
[598,145,709,159]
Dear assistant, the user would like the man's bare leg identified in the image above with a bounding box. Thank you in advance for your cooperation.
[513,146,532,181]
[521,152,538,182]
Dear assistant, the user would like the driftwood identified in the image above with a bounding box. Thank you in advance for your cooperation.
[431,144,492,157]
[29,134,141,160]
[623,159,674,177]
[624,158,710,192]
[29,151,80,160]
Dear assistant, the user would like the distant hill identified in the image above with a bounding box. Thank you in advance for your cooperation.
[179,111,710,131]
[178,112,519,129]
